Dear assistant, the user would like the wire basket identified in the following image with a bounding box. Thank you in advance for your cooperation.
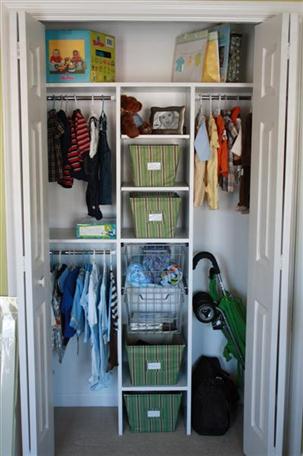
[123,244,186,334]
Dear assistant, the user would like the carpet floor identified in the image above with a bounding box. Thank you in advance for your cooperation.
[55,407,243,456]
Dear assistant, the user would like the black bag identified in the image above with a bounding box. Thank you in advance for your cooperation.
[192,356,239,435]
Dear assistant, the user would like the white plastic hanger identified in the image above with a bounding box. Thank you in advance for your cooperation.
[209,94,212,117]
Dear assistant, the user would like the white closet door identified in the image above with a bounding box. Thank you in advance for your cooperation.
[18,12,54,456]
[244,13,292,456]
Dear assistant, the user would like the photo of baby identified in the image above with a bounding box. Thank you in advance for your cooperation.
[153,111,180,130]
[48,40,86,74]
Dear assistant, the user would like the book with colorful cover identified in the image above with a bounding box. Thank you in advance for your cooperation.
[209,24,231,82]
[172,29,208,82]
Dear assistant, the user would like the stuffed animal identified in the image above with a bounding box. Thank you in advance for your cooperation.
[121,94,152,138]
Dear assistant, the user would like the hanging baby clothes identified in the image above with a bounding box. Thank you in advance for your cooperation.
[48,109,64,183]
[56,109,73,189]
[98,112,112,205]
[215,113,229,178]
[204,114,219,209]
[85,136,103,219]
[87,262,101,388]
[70,267,86,338]
[108,263,118,371]
[89,116,99,159]
[96,258,111,387]
[194,111,209,207]
[80,265,92,344]
[221,107,239,192]
[58,266,79,345]
[50,264,67,363]
[231,107,242,185]
[73,109,90,164]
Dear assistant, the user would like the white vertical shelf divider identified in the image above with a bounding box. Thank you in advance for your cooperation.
[186,86,195,435]
[115,85,124,436]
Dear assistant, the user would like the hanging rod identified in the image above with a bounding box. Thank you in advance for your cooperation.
[196,93,252,101]
[49,249,116,255]
[47,95,115,101]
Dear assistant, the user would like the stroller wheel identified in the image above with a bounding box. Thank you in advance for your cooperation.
[193,291,217,323]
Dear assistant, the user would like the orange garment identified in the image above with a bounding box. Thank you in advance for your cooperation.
[215,114,228,177]
[231,106,241,124]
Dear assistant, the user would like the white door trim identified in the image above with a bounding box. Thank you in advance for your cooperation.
[1,6,32,455]
[286,15,303,456]
[1,1,303,22]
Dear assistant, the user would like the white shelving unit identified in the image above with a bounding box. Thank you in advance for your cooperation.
[46,81,253,436]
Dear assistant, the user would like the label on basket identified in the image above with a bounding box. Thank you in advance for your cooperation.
[147,162,161,171]
[149,213,163,222]
[147,362,161,370]
[147,410,161,418]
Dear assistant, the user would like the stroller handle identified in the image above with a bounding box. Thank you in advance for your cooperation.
[193,252,221,275]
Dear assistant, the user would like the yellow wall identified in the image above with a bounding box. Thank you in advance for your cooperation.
[0,57,8,296]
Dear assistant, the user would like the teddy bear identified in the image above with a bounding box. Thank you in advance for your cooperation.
[121,94,152,138]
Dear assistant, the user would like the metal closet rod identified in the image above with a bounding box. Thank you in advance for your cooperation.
[49,249,116,255]
[47,95,115,101]
[196,93,252,101]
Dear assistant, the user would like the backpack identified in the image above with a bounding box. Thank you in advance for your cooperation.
[191,356,239,435]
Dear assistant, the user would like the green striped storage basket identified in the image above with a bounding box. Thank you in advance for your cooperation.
[126,336,185,385]
[129,144,180,187]
[124,393,182,432]
[130,192,181,238]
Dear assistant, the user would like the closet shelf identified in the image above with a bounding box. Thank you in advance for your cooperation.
[121,183,189,192]
[49,228,117,244]
[121,228,189,243]
[122,364,188,392]
[121,134,190,140]
[46,82,253,90]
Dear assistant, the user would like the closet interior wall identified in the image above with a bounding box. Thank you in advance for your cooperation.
[45,19,255,409]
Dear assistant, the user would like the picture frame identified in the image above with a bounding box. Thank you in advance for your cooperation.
[150,106,186,134]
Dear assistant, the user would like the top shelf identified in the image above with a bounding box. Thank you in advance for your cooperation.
[46,82,254,89]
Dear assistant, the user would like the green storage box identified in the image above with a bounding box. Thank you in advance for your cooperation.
[129,144,180,187]
[130,192,181,238]
[126,335,185,385]
[124,393,182,432]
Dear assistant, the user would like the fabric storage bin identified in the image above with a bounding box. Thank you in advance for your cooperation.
[130,192,181,238]
[129,144,180,187]
[124,393,182,432]
[126,334,185,385]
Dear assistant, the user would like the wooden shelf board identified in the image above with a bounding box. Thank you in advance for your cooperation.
[121,228,189,243]
[121,134,190,140]
[46,82,253,89]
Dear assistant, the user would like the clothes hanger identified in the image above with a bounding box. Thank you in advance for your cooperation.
[109,250,113,272]
[217,94,222,117]
[209,94,212,117]
[91,249,96,267]
[74,94,79,113]
[90,95,97,118]
[52,94,56,111]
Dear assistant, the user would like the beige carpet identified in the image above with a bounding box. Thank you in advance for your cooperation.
[55,407,243,456]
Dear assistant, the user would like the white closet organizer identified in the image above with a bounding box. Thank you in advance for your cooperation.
[1,3,302,456]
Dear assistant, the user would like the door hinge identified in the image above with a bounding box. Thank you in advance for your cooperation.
[17,41,20,60]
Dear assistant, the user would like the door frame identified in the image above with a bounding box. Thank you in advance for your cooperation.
[1,2,302,455]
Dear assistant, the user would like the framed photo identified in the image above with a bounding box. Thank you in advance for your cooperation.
[150,106,185,134]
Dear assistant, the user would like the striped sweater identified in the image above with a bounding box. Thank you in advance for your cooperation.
[66,109,90,177]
